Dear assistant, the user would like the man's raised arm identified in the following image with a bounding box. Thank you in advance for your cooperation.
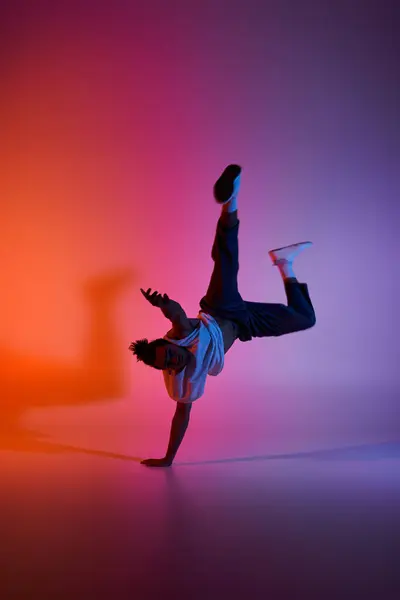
[140,287,191,330]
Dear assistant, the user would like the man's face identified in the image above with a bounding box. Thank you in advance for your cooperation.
[153,343,190,372]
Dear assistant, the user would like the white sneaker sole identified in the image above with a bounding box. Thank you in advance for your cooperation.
[268,241,313,264]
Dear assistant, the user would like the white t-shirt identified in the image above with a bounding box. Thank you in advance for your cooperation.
[162,311,225,402]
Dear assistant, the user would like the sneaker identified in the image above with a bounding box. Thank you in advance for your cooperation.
[268,241,313,264]
[213,164,242,204]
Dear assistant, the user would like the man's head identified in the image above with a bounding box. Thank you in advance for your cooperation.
[129,338,191,372]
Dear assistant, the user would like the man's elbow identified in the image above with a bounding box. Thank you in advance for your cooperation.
[172,310,191,331]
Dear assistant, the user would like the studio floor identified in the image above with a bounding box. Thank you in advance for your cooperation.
[1,408,399,600]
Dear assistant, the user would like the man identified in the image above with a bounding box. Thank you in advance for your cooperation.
[130,165,316,467]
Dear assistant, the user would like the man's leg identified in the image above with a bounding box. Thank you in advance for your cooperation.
[244,246,316,338]
[199,166,249,324]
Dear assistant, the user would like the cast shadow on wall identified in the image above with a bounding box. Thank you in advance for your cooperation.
[1,268,136,454]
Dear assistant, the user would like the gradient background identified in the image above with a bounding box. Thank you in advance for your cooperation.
[2,0,399,457]
[1,1,399,598]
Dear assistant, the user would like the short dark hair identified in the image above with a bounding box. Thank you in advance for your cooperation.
[129,338,170,370]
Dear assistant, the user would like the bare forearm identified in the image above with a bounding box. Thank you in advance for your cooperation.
[160,300,186,322]
[165,404,192,462]
[141,403,192,467]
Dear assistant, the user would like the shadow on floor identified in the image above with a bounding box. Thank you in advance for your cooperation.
[175,440,400,466]
[1,430,399,467]
[0,428,142,462]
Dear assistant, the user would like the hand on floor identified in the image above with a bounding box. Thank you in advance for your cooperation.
[141,457,172,468]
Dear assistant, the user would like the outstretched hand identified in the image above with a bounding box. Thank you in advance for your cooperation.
[140,288,183,320]
[140,288,170,308]
[141,457,173,468]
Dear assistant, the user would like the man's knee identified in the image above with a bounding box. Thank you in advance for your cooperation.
[277,311,316,336]
[304,312,316,329]
[293,311,316,333]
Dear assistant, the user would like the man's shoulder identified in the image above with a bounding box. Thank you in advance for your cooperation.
[167,319,199,340]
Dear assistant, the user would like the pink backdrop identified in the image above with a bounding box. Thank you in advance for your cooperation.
[2,1,399,461]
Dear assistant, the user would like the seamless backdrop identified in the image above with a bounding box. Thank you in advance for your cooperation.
[2,0,399,459]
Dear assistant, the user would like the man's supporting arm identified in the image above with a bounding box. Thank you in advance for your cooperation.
[141,402,192,467]
[165,402,192,463]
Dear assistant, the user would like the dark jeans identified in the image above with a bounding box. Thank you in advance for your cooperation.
[199,216,316,342]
